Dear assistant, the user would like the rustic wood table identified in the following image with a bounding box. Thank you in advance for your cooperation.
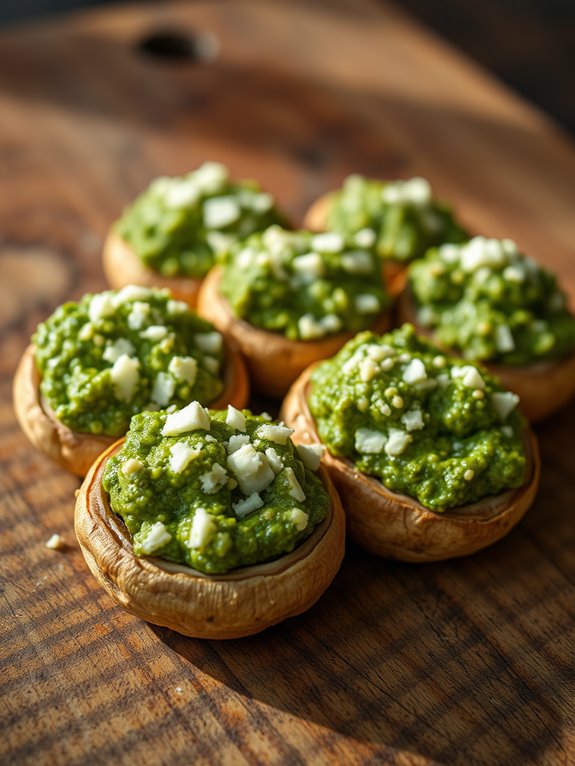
[2,1,575,764]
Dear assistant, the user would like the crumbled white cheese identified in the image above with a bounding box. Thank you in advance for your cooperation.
[168,356,198,385]
[206,231,235,254]
[402,358,427,384]
[495,324,515,353]
[140,325,168,341]
[381,357,395,372]
[296,443,324,471]
[321,314,343,334]
[439,244,460,263]
[355,428,386,454]
[292,252,325,280]
[162,401,211,436]
[366,344,394,361]
[115,285,154,303]
[187,507,215,549]
[151,372,175,407]
[110,355,140,402]
[78,323,94,342]
[169,441,201,473]
[256,424,294,445]
[311,232,344,253]
[121,458,143,476]
[289,508,309,532]
[503,265,525,283]
[452,365,485,390]
[377,400,392,417]
[501,239,519,255]
[227,434,251,454]
[45,534,64,551]
[491,391,520,420]
[341,251,373,275]
[284,467,306,502]
[355,294,380,314]
[194,332,223,354]
[140,522,172,555]
[265,447,284,473]
[103,338,135,364]
[227,444,275,494]
[164,180,200,209]
[200,463,228,494]
[127,301,151,330]
[354,228,376,248]
[193,161,229,193]
[382,177,431,206]
[385,429,412,456]
[401,408,424,431]
[359,358,380,382]
[167,299,189,316]
[89,293,115,323]
[203,196,240,229]
[298,313,342,340]
[226,405,246,432]
[460,237,506,272]
[251,192,273,213]
[233,492,264,519]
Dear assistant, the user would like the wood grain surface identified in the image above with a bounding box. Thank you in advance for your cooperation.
[1,1,575,764]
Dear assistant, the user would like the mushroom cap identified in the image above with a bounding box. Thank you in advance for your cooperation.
[281,364,540,562]
[75,441,345,639]
[397,285,575,422]
[197,266,392,397]
[13,342,249,477]
[103,232,204,309]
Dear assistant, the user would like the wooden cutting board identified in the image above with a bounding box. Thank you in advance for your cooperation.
[1,1,575,764]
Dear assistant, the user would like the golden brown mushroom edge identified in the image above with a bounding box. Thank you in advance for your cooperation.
[75,441,346,639]
[13,342,250,478]
[397,285,575,422]
[280,364,540,563]
[197,266,393,398]
[103,233,204,309]
[303,192,406,293]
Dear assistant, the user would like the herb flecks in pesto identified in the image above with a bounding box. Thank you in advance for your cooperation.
[219,226,389,340]
[116,162,286,278]
[308,324,527,511]
[326,175,467,264]
[34,286,225,437]
[102,407,328,574]
[409,237,575,365]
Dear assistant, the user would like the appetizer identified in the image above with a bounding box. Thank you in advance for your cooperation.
[282,324,540,562]
[13,285,248,476]
[75,405,345,639]
[398,236,575,420]
[198,225,392,396]
[103,162,286,307]
[304,175,467,290]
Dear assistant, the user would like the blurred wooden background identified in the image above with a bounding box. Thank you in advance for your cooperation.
[2,0,574,133]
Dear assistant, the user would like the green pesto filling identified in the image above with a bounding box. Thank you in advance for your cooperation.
[102,408,329,574]
[115,162,287,279]
[34,286,225,437]
[409,237,575,365]
[326,175,467,263]
[308,324,527,511]
[219,226,389,341]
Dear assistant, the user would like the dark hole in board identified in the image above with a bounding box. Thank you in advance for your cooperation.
[137,29,219,63]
